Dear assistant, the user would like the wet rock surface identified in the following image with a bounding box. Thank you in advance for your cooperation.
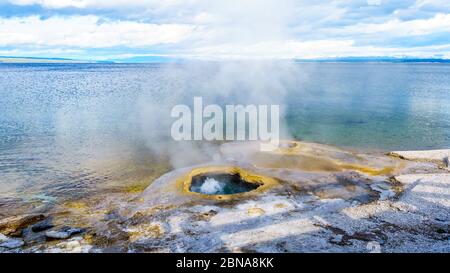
[0,214,45,236]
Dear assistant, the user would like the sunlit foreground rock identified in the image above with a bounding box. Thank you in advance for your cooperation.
[1,141,449,252]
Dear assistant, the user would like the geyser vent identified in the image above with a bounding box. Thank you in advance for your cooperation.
[190,173,261,195]
[178,166,280,200]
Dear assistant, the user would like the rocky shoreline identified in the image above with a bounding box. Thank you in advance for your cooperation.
[1,141,449,253]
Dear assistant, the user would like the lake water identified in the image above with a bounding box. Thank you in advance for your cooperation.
[0,62,449,205]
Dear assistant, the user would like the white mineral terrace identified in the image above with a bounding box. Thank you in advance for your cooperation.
[390,149,450,168]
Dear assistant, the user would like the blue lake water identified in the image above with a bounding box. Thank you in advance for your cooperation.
[0,62,449,202]
[285,63,450,150]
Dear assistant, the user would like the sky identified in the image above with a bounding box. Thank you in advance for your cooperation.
[0,0,450,61]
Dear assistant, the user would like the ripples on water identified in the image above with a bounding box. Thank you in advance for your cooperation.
[0,63,449,213]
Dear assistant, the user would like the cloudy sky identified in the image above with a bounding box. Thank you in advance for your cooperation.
[0,0,449,61]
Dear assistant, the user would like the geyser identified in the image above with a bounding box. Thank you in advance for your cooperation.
[190,173,260,195]
[177,166,280,200]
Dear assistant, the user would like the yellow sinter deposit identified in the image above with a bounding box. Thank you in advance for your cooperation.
[176,166,280,201]
[253,140,395,175]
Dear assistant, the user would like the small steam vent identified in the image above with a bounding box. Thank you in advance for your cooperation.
[190,173,260,195]
[178,166,279,200]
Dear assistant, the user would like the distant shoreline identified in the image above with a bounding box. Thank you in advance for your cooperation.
[1,56,450,64]
[0,56,109,64]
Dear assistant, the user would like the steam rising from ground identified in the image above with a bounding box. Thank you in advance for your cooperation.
[121,61,301,169]
[43,61,303,171]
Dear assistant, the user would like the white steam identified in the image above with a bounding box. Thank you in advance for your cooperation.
[53,61,304,170]
[131,61,301,169]
[199,177,225,195]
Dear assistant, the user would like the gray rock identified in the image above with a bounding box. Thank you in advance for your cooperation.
[0,234,24,249]
[45,231,71,239]
[45,227,85,240]
[330,234,344,244]
[370,183,395,200]
[31,220,54,232]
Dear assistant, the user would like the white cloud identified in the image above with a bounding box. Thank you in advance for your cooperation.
[186,40,355,59]
[1,0,450,59]
[0,15,195,47]
[0,48,83,56]
[340,13,450,36]
[366,0,382,6]
[8,0,198,10]
[179,40,450,60]
[11,0,88,8]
